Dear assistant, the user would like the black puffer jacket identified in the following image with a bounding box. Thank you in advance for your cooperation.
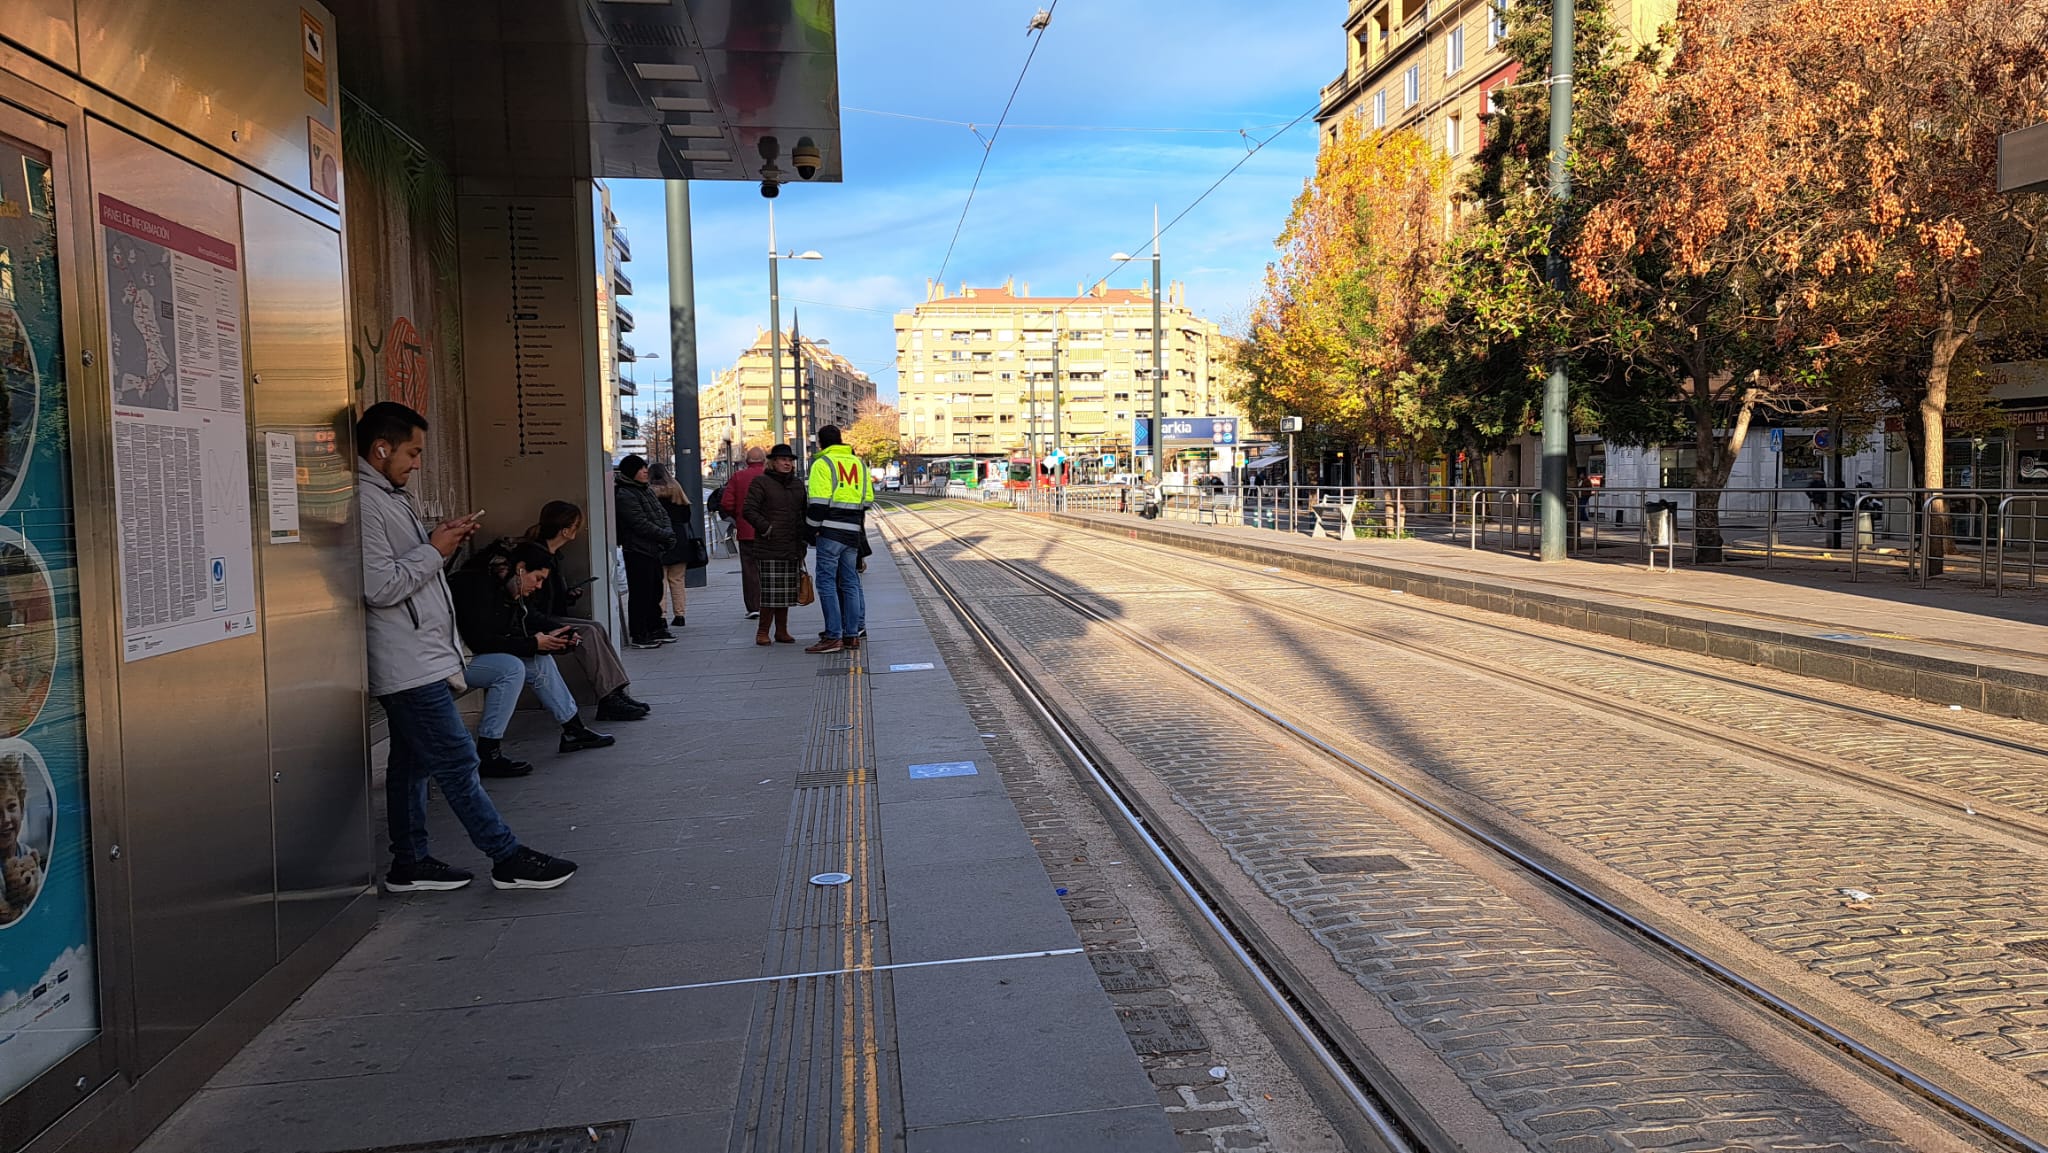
[615,474,674,558]
[449,568,558,658]
[743,469,808,563]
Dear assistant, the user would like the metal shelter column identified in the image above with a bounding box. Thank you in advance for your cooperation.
[667,179,705,588]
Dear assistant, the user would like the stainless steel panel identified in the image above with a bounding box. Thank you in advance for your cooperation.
[84,120,275,1070]
[0,0,79,73]
[240,190,367,959]
[75,0,338,204]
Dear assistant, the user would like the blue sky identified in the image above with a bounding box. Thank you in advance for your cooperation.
[610,0,1336,405]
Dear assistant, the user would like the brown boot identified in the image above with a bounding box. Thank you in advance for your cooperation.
[756,625,772,646]
[773,609,796,644]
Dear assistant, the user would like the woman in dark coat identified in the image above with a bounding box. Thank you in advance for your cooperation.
[648,461,696,628]
[742,443,808,646]
[614,453,675,647]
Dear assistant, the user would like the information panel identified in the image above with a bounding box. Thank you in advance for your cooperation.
[0,132,100,1104]
[98,195,256,660]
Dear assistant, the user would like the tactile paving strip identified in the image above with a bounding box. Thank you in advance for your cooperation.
[339,1125,630,1153]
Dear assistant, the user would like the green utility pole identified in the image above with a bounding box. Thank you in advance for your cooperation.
[1540,0,1576,562]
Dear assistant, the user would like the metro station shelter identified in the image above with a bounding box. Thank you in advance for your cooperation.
[0,4,841,1150]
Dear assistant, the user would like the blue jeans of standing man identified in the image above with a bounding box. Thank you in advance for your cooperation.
[379,681,521,865]
[814,536,864,640]
[465,651,579,739]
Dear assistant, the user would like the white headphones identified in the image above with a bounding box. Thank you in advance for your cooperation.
[377,446,390,459]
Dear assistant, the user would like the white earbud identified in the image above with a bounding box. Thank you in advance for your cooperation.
[377,446,390,460]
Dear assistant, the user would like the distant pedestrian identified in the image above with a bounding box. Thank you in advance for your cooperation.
[648,462,699,628]
[1805,473,1828,527]
[805,425,874,654]
[721,447,768,620]
[356,401,575,892]
[744,443,807,646]
[614,453,676,648]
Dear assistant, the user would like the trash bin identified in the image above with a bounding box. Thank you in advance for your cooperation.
[1854,507,1875,549]
[1644,499,1678,547]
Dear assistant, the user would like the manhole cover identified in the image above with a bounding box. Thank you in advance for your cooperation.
[1090,950,1168,994]
[338,1124,630,1153]
[2010,939,2048,962]
[1306,854,1410,875]
[1116,1004,1207,1055]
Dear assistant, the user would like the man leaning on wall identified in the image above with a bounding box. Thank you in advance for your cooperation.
[356,401,577,892]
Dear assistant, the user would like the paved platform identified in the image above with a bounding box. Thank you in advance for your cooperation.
[136,529,1176,1153]
[1051,509,2048,720]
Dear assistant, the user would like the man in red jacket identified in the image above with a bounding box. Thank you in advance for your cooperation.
[720,447,768,619]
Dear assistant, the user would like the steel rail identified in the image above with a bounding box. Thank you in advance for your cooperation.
[889,499,2046,1153]
[875,506,1422,1153]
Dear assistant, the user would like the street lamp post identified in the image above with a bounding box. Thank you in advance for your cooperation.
[1114,206,1165,483]
[765,201,822,446]
[1539,0,1577,561]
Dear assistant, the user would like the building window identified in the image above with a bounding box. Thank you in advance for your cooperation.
[1404,65,1421,108]
[1489,0,1508,46]
[1446,114,1462,156]
[1446,25,1464,75]
[1374,90,1387,128]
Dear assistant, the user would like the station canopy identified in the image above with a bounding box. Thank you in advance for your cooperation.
[333,0,842,183]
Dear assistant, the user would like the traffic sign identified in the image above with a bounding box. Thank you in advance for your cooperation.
[1813,427,1832,451]
[1768,428,1783,453]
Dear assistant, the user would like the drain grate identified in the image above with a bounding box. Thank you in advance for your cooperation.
[1306,854,1410,875]
[2010,939,2048,962]
[794,769,855,789]
[1116,1004,1208,1055]
[1090,950,1168,994]
[338,1124,631,1153]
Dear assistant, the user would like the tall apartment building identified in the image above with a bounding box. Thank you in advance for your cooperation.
[893,279,1241,461]
[701,329,878,467]
[1316,0,1675,190]
[595,181,640,455]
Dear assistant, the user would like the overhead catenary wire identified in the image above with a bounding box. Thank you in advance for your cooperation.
[847,105,1297,136]
[932,1,1060,288]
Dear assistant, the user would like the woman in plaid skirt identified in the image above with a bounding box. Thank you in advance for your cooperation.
[742,443,808,645]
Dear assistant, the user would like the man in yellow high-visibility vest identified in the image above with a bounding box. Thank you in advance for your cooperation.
[803,424,875,653]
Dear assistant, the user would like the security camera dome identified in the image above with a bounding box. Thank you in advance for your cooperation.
[792,138,822,181]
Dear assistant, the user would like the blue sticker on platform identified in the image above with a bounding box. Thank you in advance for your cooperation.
[888,662,935,672]
[909,761,979,779]
[1815,633,1864,641]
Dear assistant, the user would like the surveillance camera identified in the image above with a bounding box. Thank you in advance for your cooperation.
[759,178,780,199]
[792,138,822,181]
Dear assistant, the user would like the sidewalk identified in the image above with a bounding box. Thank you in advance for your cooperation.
[137,532,1176,1152]
[1053,509,2048,720]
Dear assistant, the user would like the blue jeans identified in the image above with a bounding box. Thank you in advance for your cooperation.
[466,651,578,739]
[379,681,520,865]
[814,536,864,640]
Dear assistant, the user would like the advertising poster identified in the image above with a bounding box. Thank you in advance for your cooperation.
[99,195,257,661]
[0,135,99,1104]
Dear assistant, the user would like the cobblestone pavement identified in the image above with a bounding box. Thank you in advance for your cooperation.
[926,505,2048,1120]
[884,505,1959,1153]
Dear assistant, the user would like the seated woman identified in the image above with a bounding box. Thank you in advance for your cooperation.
[450,542,616,777]
[522,501,651,721]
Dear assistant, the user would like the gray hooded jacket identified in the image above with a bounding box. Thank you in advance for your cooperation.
[358,460,465,697]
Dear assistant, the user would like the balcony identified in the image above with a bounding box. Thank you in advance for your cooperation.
[612,267,634,296]
[611,227,632,262]
[615,303,636,333]
[619,341,638,362]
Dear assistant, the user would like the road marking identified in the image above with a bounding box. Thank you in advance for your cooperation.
[606,948,1084,996]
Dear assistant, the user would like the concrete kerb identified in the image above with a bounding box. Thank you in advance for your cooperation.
[1051,512,2048,722]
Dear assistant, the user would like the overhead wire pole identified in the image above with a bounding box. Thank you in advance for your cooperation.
[1540,0,1577,562]
[767,202,784,446]
[1150,205,1164,483]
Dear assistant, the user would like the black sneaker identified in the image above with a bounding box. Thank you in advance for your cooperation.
[628,635,664,650]
[490,847,577,890]
[670,615,687,627]
[559,721,616,753]
[744,611,760,620]
[619,690,651,709]
[595,697,649,722]
[478,749,534,778]
[385,857,474,892]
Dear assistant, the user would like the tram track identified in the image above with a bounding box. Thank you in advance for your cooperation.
[994,509,2048,853]
[883,497,2045,1153]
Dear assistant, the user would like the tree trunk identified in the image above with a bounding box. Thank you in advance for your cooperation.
[1691,379,1758,565]
[1920,322,1966,573]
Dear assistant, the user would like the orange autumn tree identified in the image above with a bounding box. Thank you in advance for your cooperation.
[1797,0,2048,561]
[1239,115,1450,488]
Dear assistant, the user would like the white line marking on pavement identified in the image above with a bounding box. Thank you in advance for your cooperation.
[608,948,1085,996]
